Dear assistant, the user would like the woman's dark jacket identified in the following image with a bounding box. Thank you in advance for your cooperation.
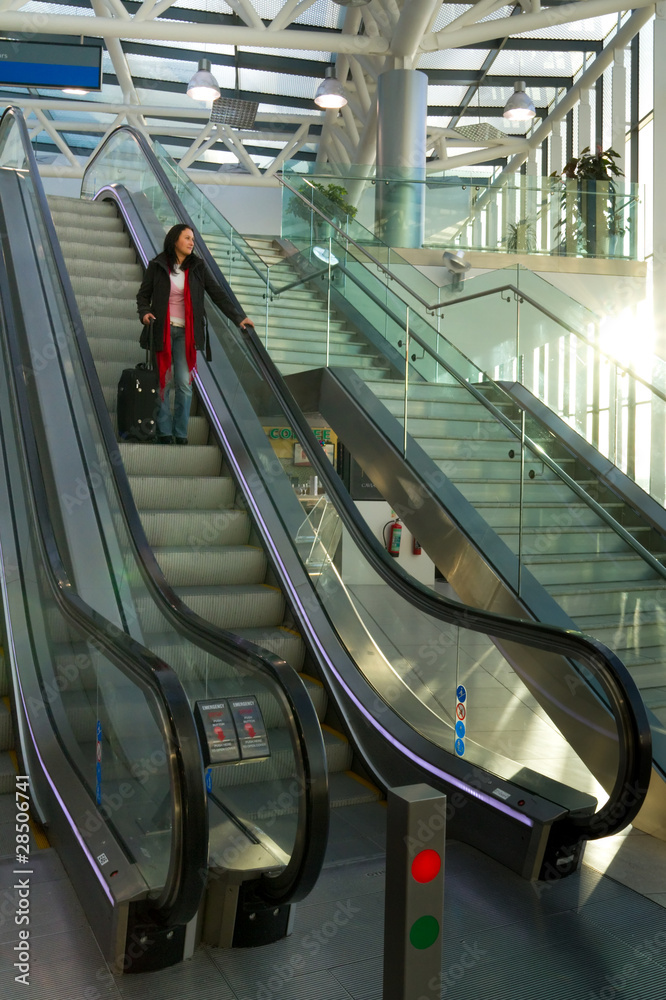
[136,251,246,353]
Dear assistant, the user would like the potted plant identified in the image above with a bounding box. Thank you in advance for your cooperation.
[504,218,537,253]
[550,146,625,257]
[290,181,357,238]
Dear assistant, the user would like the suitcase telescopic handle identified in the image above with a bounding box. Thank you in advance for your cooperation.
[145,319,155,369]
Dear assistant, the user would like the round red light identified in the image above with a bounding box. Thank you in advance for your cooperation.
[411,849,441,883]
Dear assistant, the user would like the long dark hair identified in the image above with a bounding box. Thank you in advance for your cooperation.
[163,224,195,272]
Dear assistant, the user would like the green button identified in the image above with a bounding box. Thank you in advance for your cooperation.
[409,915,440,950]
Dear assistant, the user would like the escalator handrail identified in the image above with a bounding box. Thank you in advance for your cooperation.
[35,119,329,906]
[82,126,654,844]
[236,304,655,842]
[279,177,666,407]
[0,109,208,927]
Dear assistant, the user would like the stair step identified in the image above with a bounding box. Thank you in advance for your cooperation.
[54,225,129,249]
[153,544,267,587]
[174,585,286,630]
[129,474,236,510]
[47,193,117,217]
[139,507,250,546]
[120,442,222,477]
[51,208,121,232]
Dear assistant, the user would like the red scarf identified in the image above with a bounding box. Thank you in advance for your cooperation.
[156,267,197,396]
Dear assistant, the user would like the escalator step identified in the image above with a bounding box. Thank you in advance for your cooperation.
[50,209,121,233]
[57,240,136,266]
[233,626,306,672]
[152,544,267,587]
[53,225,129,249]
[120,443,222,477]
[128,474,235,510]
[47,193,117,216]
[329,771,383,808]
[320,725,353,773]
[172,585,286,630]
[139,508,250,546]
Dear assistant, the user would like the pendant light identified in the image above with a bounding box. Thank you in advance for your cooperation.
[187,58,221,103]
[314,66,347,110]
[503,80,535,121]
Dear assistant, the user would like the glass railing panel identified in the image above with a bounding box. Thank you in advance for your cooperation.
[24,562,175,890]
[294,492,611,806]
[281,168,641,261]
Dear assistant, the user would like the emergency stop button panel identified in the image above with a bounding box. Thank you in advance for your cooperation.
[194,696,269,766]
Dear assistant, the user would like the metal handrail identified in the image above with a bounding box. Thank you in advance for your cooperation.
[278,176,666,406]
[319,259,666,581]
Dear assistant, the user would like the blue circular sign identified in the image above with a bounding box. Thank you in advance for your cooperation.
[456,721,466,738]
[455,738,465,757]
[456,685,467,703]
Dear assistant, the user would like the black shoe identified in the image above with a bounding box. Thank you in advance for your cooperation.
[157,435,173,444]
[175,437,188,445]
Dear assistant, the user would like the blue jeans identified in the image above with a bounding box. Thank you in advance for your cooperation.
[157,325,192,440]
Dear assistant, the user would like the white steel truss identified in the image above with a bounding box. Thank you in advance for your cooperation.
[0,0,650,183]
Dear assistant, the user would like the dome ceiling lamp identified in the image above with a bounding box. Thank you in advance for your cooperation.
[187,58,221,103]
[314,66,348,110]
[503,80,536,121]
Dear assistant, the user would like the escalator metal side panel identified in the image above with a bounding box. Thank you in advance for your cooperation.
[194,360,593,882]
[285,364,666,837]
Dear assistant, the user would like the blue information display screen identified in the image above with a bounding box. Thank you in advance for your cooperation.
[0,41,102,89]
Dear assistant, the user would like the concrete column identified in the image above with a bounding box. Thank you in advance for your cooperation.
[578,88,592,156]
[551,129,564,175]
[376,69,427,247]
[612,47,627,174]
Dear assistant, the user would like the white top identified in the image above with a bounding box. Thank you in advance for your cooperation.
[169,263,186,327]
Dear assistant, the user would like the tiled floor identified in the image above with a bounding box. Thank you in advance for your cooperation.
[2,803,666,1000]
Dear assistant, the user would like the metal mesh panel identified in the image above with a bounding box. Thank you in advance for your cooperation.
[210,97,258,128]
[452,122,506,142]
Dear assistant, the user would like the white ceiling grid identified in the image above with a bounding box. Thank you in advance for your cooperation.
[0,0,652,182]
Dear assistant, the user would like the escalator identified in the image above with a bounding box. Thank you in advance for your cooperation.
[74,123,654,852]
[128,155,666,835]
[0,109,655,974]
[0,107,328,971]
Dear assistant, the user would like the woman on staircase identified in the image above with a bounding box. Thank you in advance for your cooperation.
[137,223,254,444]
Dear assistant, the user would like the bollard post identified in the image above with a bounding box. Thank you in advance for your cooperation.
[383,784,446,1000]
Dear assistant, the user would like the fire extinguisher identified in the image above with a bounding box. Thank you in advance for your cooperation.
[413,537,422,556]
[384,517,402,557]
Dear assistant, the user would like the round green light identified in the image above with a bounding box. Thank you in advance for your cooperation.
[409,915,440,950]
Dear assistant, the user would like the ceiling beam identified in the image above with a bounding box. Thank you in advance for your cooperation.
[0,12,390,53]
[424,0,653,52]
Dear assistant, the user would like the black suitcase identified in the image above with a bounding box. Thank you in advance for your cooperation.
[117,362,159,442]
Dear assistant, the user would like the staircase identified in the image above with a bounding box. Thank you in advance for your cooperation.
[205,234,394,377]
[201,236,666,729]
[45,194,382,829]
